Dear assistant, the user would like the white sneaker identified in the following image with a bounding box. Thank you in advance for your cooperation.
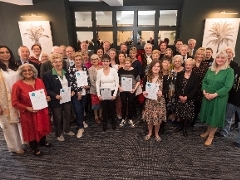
[83,121,88,128]
[65,131,75,136]
[128,119,135,128]
[57,135,65,142]
[119,119,126,127]
[76,128,84,138]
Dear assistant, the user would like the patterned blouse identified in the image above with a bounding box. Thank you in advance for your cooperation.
[68,65,91,94]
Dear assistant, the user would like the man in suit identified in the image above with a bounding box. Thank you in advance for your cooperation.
[180,44,192,66]
[119,43,129,57]
[16,46,40,75]
[103,41,111,54]
[65,46,75,68]
[173,39,183,56]
[187,39,196,57]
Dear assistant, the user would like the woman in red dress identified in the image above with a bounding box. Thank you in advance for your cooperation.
[12,64,52,156]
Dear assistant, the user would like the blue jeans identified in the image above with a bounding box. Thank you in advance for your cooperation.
[219,103,240,137]
[72,95,87,129]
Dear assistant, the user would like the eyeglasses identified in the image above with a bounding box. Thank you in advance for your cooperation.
[91,58,98,61]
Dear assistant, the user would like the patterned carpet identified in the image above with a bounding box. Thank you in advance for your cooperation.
[0,116,240,180]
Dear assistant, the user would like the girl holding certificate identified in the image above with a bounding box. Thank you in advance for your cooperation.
[142,60,167,142]
[68,52,90,138]
[96,54,119,131]
[118,57,140,128]
[12,64,52,156]
[43,53,75,142]
[0,45,24,155]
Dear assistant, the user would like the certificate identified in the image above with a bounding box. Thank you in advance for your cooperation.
[100,88,112,100]
[29,89,48,110]
[76,71,88,87]
[60,87,71,104]
[145,82,159,100]
[121,77,132,91]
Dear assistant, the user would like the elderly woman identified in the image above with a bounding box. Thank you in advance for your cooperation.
[88,54,102,123]
[191,48,209,126]
[43,53,74,142]
[29,43,42,64]
[68,52,90,138]
[82,51,92,69]
[39,52,49,64]
[12,64,51,156]
[96,54,119,131]
[200,51,234,146]
[174,58,199,137]
[0,45,24,154]
[151,50,161,61]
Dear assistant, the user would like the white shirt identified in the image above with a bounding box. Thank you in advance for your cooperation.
[96,68,119,97]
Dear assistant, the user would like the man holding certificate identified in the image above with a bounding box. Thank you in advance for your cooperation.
[12,64,51,156]
[43,53,75,142]
[118,57,140,128]
[68,52,90,138]
[96,54,119,131]
[142,60,167,142]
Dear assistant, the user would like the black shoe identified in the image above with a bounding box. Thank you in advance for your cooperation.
[231,123,239,130]
[103,123,107,131]
[112,120,116,130]
[183,129,188,137]
[174,126,183,133]
[215,131,224,138]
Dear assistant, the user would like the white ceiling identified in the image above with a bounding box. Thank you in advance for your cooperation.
[0,0,123,6]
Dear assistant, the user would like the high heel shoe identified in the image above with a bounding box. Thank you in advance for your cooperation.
[200,132,209,138]
[183,129,188,137]
[204,136,214,146]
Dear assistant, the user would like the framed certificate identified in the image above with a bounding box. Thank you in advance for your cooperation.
[121,77,132,91]
[60,87,71,104]
[76,71,88,87]
[29,89,48,110]
[145,82,159,100]
[100,88,112,100]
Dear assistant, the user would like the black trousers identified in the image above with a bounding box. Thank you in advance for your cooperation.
[101,98,116,124]
[120,91,135,120]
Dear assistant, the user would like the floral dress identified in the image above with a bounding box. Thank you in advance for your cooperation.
[174,78,195,120]
[142,78,166,125]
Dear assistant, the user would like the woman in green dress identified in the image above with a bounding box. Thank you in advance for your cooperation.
[200,50,234,146]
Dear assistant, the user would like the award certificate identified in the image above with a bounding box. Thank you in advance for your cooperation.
[121,77,132,91]
[60,87,71,104]
[29,89,48,110]
[100,88,112,100]
[76,71,88,87]
[145,82,159,100]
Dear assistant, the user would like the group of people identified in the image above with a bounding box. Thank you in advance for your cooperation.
[0,37,240,157]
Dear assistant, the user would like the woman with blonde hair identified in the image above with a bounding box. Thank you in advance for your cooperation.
[200,51,234,146]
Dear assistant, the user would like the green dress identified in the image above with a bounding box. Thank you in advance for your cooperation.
[200,68,234,127]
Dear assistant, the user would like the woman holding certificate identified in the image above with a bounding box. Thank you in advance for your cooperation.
[96,54,119,131]
[142,60,167,142]
[0,45,24,155]
[12,64,51,156]
[88,54,102,124]
[174,58,199,137]
[43,53,74,142]
[118,57,140,128]
[68,52,90,138]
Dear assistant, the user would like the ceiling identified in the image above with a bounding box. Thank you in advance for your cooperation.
[0,0,123,6]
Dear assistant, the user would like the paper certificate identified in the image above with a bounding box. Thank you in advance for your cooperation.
[60,87,71,104]
[145,82,159,100]
[121,77,132,91]
[76,71,88,87]
[29,89,48,110]
[100,88,112,100]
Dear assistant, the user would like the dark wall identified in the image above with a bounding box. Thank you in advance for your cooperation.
[181,0,240,63]
[0,0,71,57]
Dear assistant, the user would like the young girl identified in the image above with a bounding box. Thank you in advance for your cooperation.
[142,60,167,142]
[118,57,140,128]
